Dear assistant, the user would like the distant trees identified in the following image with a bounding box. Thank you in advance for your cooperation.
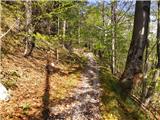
[120,1,151,93]
[89,1,134,74]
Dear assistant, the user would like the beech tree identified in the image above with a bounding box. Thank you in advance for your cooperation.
[120,1,151,93]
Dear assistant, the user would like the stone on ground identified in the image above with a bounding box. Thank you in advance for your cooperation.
[0,83,10,101]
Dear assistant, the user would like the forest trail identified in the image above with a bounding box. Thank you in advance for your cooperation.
[49,52,101,120]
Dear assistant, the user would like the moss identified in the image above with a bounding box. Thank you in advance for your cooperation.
[99,66,149,120]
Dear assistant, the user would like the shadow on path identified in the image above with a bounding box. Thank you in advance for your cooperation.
[41,59,65,120]
[42,70,50,120]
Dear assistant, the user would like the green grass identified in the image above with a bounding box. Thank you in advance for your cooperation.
[21,102,31,111]
[1,71,20,89]
[99,66,150,120]
[20,102,31,116]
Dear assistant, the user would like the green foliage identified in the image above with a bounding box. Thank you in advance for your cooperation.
[34,32,62,49]
[21,102,31,115]
[21,102,31,111]
[1,71,20,89]
[59,49,87,69]
[99,65,150,120]
[2,79,17,90]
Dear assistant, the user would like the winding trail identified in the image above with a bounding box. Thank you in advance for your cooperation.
[49,52,101,120]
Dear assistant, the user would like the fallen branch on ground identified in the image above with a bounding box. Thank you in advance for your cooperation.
[129,93,159,120]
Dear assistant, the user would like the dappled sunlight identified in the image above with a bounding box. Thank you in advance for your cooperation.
[1,0,160,119]
[46,52,101,119]
[99,67,149,120]
[0,49,83,119]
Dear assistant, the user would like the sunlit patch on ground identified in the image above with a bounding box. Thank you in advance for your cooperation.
[0,50,83,120]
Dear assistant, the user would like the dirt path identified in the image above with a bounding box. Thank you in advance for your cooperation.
[49,52,101,120]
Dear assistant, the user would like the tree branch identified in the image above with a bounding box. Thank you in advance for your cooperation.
[0,18,19,39]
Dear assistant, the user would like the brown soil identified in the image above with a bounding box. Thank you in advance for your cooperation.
[0,49,82,120]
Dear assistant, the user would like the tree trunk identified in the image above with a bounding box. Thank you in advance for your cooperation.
[157,1,160,68]
[57,16,60,35]
[78,8,81,44]
[101,0,105,58]
[24,0,34,57]
[55,48,59,63]
[120,1,150,94]
[47,20,51,35]
[62,20,66,48]
[102,0,105,27]
[78,21,81,44]
[142,0,160,106]
[141,39,150,102]
[111,1,117,74]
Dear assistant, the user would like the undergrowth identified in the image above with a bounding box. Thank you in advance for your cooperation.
[99,65,150,120]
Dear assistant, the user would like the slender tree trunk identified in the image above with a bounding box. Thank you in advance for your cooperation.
[24,0,34,57]
[0,0,2,68]
[56,17,60,63]
[141,39,150,102]
[111,1,117,74]
[63,20,66,40]
[62,20,66,48]
[157,1,160,68]
[78,8,81,44]
[55,48,59,63]
[78,21,81,44]
[47,20,51,35]
[102,0,105,27]
[142,1,160,106]
[120,1,150,94]
[57,17,60,35]
[101,0,105,58]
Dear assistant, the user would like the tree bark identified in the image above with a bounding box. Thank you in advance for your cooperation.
[120,1,150,94]
[24,0,34,57]
[62,20,66,48]
[78,21,81,44]
[57,16,60,35]
[56,48,59,63]
[102,0,105,27]
[141,39,150,102]
[101,0,105,58]
[78,8,81,44]
[142,0,160,106]
[157,1,160,68]
[111,1,117,74]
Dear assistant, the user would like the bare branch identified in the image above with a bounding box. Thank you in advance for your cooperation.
[0,18,19,39]
[116,2,133,23]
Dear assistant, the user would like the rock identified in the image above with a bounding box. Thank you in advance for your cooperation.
[0,83,10,101]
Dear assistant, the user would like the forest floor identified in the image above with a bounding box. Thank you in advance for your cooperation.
[0,48,84,120]
[0,48,149,120]
[48,52,101,120]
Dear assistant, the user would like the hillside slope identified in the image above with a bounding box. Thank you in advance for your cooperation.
[0,49,83,120]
